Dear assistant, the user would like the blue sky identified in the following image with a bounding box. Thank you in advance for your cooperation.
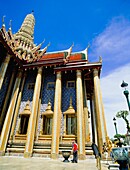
[1,0,130,138]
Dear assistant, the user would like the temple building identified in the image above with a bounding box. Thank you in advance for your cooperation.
[0,13,108,159]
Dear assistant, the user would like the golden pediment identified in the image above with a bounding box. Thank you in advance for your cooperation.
[42,101,54,116]
[64,97,75,115]
[19,100,31,117]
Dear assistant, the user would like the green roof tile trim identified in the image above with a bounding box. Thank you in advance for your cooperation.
[64,52,68,58]
[81,53,86,60]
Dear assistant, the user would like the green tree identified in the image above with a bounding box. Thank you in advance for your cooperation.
[116,110,130,133]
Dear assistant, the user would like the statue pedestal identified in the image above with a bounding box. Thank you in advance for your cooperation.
[112,146,130,170]
[108,163,120,170]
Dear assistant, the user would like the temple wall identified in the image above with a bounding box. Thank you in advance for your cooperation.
[21,70,37,102]
[18,70,37,113]
[13,70,37,135]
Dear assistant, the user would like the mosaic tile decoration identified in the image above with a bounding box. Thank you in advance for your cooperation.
[62,71,76,112]
[41,68,55,111]
[21,70,37,102]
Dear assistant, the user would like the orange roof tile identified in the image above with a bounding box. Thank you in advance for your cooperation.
[69,54,82,61]
[40,52,65,60]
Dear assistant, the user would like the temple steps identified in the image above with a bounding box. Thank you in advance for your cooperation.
[58,143,93,155]
[5,141,25,156]
[32,142,51,157]
[5,141,93,157]
[85,143,93,155]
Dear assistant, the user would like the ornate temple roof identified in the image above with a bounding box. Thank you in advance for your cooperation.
[0,12,102,72]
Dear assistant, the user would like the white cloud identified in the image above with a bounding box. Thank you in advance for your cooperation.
[90,16,130,76]
[101,63,130,138]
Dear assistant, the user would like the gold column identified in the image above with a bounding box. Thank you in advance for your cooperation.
[16,117,21,134]
[83,79,90,143]
[90,97,97,143]
[93,68,104,153]
[0,54,11,90]
[35,98,41,140]
[0,70,22,155]
[98,82,108,141]
[39,116,43,135]
[0,69,16,130]
[10,72,27,140]
[76,70,86,160]
[63,114,66,135]
[24,67,42,158]
[51,71,62,159]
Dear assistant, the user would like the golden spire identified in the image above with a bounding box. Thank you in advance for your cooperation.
[15,13,35,44]
[9,20,12,30]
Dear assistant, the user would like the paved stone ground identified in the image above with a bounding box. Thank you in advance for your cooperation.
[0,156,109,170]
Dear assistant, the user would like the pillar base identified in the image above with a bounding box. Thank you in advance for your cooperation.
[78,154,86,160]
[24,152,32,158]
[50,153,58,159]
[9,136,13,141]
[0,150,5,156]
[86,136,90,142]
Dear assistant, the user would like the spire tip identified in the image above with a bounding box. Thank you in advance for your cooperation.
[31,10,34,15]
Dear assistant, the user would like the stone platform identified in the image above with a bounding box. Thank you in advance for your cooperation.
[0,156,109,170]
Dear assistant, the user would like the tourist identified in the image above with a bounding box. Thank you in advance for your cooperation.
[71,140,78,163]
[91,142,101,158]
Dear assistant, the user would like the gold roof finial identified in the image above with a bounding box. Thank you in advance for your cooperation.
[2,15,6,26]
[87,43,90,49]
[41,39,45,45]
[47,42,51,47]
[99,56,102,63]
[9,20,12,29]
[80,43,90,61]
[63,43,74,64]
[32,10,34,14]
